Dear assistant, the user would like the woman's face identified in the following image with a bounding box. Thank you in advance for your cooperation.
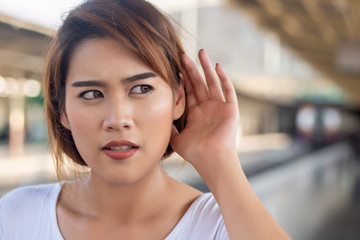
[61,37,184,185]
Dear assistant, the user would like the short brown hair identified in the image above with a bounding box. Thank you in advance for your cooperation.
[43,0,186,180]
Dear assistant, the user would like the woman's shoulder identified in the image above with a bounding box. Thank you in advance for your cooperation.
[166,192,229,240]
[0,183,61,217]
[184,192,223,221]
[168,177,221,219]
[1,183,60,204]
[0,183,63,239]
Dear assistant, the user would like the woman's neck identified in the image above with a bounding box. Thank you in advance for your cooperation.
[65,165,173,223]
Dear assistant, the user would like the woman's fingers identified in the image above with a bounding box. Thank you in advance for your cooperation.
[181,53,209,103]
[181,50,236,105]
[215,63,237,104]
[198,50,225,102]
[180,71,196,108]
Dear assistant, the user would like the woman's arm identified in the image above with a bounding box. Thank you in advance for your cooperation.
[170,50,291,239]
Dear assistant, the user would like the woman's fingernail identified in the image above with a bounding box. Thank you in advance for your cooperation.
[216,63,222,71]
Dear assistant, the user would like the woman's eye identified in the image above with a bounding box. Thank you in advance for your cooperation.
[130,85,153,94]
[80,90,103,100]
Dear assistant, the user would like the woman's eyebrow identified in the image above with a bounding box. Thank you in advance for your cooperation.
[71,80,105,87]
[71,72,157,87]
[124,72,157,82]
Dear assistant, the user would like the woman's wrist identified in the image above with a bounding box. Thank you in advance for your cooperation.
[190,150,243,191]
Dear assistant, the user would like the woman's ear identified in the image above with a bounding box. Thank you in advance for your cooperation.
[173,77,186,121]
[60,109,71,130]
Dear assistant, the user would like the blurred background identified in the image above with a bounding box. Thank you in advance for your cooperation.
[0,0,359,239]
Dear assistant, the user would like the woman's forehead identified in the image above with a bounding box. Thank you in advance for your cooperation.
[68,39,148,73]
[66,38,175,88]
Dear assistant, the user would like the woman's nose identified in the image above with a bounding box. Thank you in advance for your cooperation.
[102,102,133,131]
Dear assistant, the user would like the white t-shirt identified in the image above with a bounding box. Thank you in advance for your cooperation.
[0,183,229,239]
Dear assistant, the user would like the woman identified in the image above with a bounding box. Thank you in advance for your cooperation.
[0,0,290,239]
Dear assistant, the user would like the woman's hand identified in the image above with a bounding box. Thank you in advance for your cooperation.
[170,49,239,171]
[171,50,291,239]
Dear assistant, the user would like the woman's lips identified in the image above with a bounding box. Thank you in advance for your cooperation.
[102,140,139,160]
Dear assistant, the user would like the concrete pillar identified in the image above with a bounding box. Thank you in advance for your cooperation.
[8,96,25,156]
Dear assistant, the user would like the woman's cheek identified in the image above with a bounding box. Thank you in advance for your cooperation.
[67,106,99,135]
[147,95,174,123]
